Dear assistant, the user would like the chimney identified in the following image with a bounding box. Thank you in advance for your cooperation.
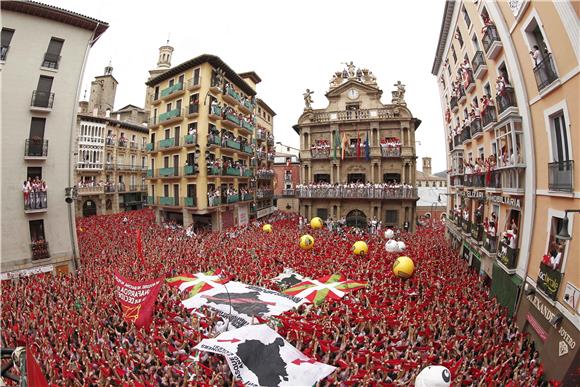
[422,157,432,176]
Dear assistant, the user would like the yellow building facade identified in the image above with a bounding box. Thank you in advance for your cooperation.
[432,1,579,381]
[295,64,420,230]
[144,52,272,230]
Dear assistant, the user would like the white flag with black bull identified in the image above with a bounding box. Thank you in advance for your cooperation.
[195,324,336,387]
[270,268,308,290]
[182,281,305,329]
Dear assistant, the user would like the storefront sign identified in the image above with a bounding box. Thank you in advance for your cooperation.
[237,206,249,227]
[459,190,485,199]
[526,312,548,342]
[486,194,521,209]
[537,262,563,301]
[528,294,556,323]
[527,294,577,353]
[256,206,276,219]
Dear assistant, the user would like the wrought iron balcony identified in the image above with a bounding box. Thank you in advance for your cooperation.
[296,186,418,200]
[380,146,401,158]
[548,160,574,192]
[533,54,558,91]
[460,126,471,143]
[311,147,330,159]
[481,106,497,128]
[160,82,184,98]
[224,139,241,150]
[470,223,484,243]
[188,103,199,116]
[256,170,274,179]
[24,138,48,158]
[24,191,48,212]
[470,118,483,138]
[159,137,180,150]
[208,165,222,176]
[30,90,54,109]
[496,87,517,116]
[208,134,222,147]
[498,241,519,270]
[483,233,497,254]
[184,165,197,176]
[31,240,50,260]
[482,25,502,58]
[208,196,222,207]
[183,196,196,207]
[471,51,487,79]
[450,96,458,111]
[282,189,295,197]
[257,189,274,199]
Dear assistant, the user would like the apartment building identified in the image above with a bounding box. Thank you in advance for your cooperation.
[432,1,579,381]
[294,63,420,229]
[0,1,108,276]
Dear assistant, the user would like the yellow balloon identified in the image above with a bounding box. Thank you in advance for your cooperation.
[352,241,368,256]
[262,224,273,233]
[310,217,323,229]
[393,256,415,279]
[299,234,315,250]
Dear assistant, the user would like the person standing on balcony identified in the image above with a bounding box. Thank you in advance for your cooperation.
[529,45,542,66]
[23,180,31,209]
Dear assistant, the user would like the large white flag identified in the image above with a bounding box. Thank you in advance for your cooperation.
[182,281,305,329]
[195,324,336,387]
[270,268,308,290]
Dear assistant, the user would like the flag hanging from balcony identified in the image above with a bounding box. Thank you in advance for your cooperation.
[364,130,370,161]
[333,129,340,159]
[356,128,361,159]
[341,132,348,160]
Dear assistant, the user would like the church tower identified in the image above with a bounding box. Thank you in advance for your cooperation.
[88,62,118,116]
[148,41,174,80]
[422,157,432,176]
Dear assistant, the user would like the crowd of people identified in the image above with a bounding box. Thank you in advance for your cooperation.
[22,176,48,210]
[1,209,557,386]
[296,182,416,199]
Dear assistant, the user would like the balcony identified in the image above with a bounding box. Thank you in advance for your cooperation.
[76,162,103,171]
[255,129,267,141]
[118,183,127,193]
[77,186,104,195]
[117,139,128,149]
[463,69,476,94]
[242,193,254,201]
[160,82,184,99]
[242,99,255,113]
[500,167,525,194]
[498,241,519,271]
[158,108,183,125]
[485,170,502,190]
[225,166,243,176]
[158,196,179,206]
[224,139,241,151]
[41,52,60,69]
[129,185,147,192]
[257,189,274,199]
[311,107,399,123]
[209,105,222,120]
[226,194,240,204]
[296,186,418,200]
[24,139,48,159]
[242,144,253,155]
[548,160,574,192]
[184,134,197,146]
[184,196,196,208]
[450,96,459,113]
[310,147,330,159]
[129,142,139,151]
[105,185,116,193]
[471,51,487,80]
[457,86,467,105]
[537,262,562,301]
[146,196,154,205]
[30,90,54,111]
[243,169,253,177]
[208,134,222,147]
[450,174,464,187]
[24,191,48,213]
[241,120,255,134]
[381,146,401,158]
[533,54,558,92]
[461,219,471,234]
[159,137,179,150]
[482,25,502,60]
[187,76,201,91]
[470,118,483,139]
[106,138,116,147]
[282,189,295,197]
[158,167,180,178]
[208,196,222,207]
[460,126,471,144]
[482,233,497,255]
[453,134,461,148]
[208,165,222,176]
[146,169,153,177]
[496,87,517,118]
[256,170,274,179]
[1,45,9,61]
[184,165,197,176]
[187,103,199,118]
[31,241,50,260]
[223,86,242,105]
[223,112,241,129]
[470,223,484,244]
[481,106,497,130]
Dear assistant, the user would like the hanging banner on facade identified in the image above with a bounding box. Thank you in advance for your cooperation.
[486,194,521,209]
[238,205,249,227]
[537,262,562,301]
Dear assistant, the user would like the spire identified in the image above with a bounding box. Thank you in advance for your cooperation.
[157,36,174,69]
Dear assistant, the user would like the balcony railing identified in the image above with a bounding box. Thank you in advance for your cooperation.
[31,241,50,260]
[159,137,179,149]
[483,233,497,254]
[242,144,253,154]
[188,103,199,116]
[533,54,558,91]
[184,165,197,176]
[208,134,222,147]
[24,139,48,157]
[225,87,242,102]
[160,82,183,98]
[225,166,244,176]
[184,196,196,207]
[471,51,486,77]
[296,186,418,200]
[158,167,180,178]
[498,241,519,270]
[482,25,501,54]
[129,185,147,192]
[450,175,464,187]
[460,126,471,143]
[243,99,255,112]
[311,107,403,123]
[311,147,330,159]
[496,87,517,116]
[242,193,254,201]
[208,165,222,176]
[380,146,401,158]
[226,194,240,204]
[548,160,574,192]
[224,112,241,126]
[470,118,483,137]
[184,134,197,146]
[41,52,60,69]
[282,189,295,196]
[31,90,54,109]
[256,171,274,179]
[464,173,485,188]
[486,170,502,189]
[210,104,222,117]
[224,139,241,150]
[24,191,48,212]
[257,189,274,199]
[481,106,497,128]
[450,96,458,111]
[159,108,183,123]
[208,196,222,207]
[462,219,471,234]
[157,196,179,206]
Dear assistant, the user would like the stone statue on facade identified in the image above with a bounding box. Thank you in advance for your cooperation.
[303,89,314,110]
[342,61,356,78]
[213,68,226,88]
[392,80,407,106]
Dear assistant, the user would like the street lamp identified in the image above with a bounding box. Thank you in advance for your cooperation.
[556,209,580,240]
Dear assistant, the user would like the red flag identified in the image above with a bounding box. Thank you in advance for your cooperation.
[136,229,144,263]
[114,272,164,329]
[26,348,49,387]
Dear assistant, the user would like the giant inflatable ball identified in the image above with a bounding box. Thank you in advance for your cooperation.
[393,256,415,279]
[310,217,323,230]
[299,234,315,250]
[385,239,399,253]
[415,366,451,387]
[384,229,394,239]
[352,241,368,256]
[262,224,273,233]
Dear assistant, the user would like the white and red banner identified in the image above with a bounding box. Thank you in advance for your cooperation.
[182,281,305,329]
[195,324,336,387]
[114,272,164,328]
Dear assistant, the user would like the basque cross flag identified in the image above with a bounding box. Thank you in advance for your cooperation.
[195,324,336,387]
[283,274,367,305]
[166,269,231,297]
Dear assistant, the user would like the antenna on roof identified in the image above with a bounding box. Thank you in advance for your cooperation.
[166,32,170,45]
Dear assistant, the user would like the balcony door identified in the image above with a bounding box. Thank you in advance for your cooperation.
[28,118,46,156]
[347,173,365,184]
[36,76,53,107]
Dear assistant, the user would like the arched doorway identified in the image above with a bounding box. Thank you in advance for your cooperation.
[82,200,97,217]
[345,209,367,228]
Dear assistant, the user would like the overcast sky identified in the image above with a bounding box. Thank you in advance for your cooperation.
[47,0,447,172]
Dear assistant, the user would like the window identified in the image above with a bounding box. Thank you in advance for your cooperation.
[188,122,197,135]
[163,184,169,197]
[164,129,170,139]
[462,6,471,28]
[483,82,491,98]
[27,118,47,156]
[471,34,480,51]
[42,37,64,69]
[455,29,464,47]
[33,76,54,108]
[154,86,159,100]
[385,210,399,224]
[193,68,200,84]
[1,28,15,60]
[498,62,511,86]
[169,79,174,87]
[178,74,184,85]
[27,166,42,180]
[314,174,330,183]
[550,112,569,162]
[545,216,566,272]
[451,45,457,63]
[29,219,46,243]
[163,156,169,168]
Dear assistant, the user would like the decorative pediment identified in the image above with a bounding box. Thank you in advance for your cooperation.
[326,79,381,99]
